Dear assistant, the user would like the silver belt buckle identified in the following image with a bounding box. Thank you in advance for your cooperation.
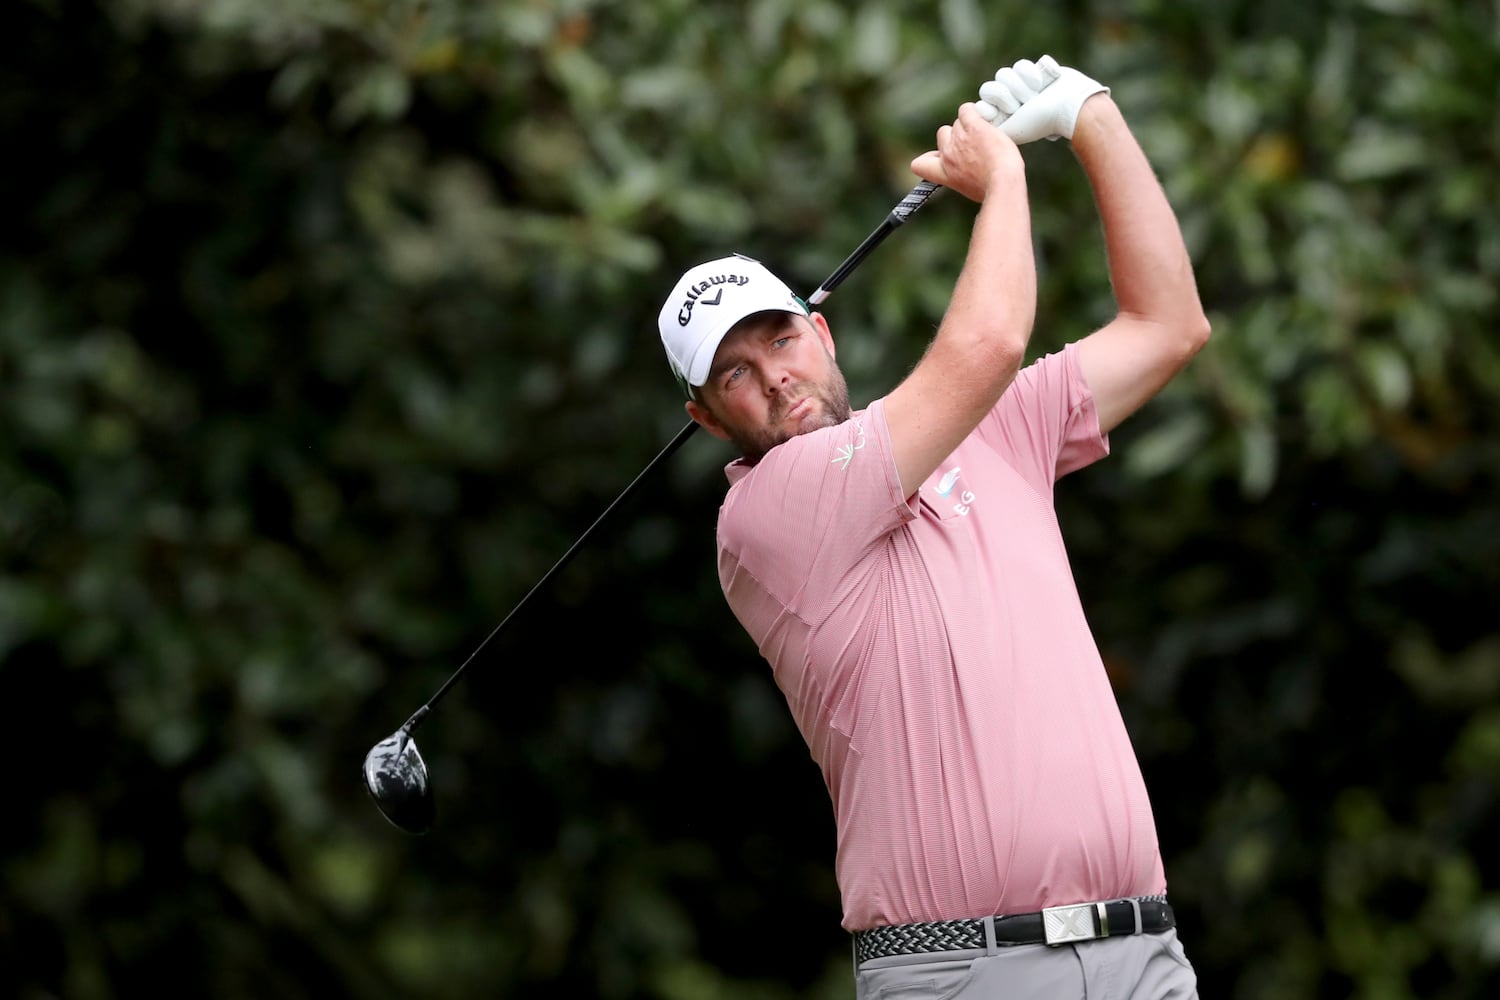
[1041,902,1104,946]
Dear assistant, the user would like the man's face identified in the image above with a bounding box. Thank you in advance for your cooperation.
[686,311,852,463]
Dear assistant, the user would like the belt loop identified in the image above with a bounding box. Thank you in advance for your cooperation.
[1127,897,1143,935]
[982,915,998,956]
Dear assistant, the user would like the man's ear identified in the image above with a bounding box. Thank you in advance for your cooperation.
[809,311,835,358]
[685,398,731,441]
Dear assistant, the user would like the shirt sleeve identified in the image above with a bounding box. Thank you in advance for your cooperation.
[717,398,912,623]
[973,341,1110,492]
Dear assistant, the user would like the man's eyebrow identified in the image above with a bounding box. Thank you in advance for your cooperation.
[751,314,798,342]
[707,346,745,381]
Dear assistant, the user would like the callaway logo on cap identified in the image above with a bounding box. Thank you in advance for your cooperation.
[658,253,808,394]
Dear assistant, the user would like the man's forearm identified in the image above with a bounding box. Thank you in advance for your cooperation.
[1070,96,1204,327]
[943,173,1037,363]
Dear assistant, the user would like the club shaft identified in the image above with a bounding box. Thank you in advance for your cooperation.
[807,181,942,305]
[399,179,946,733]
[408,418,699,726]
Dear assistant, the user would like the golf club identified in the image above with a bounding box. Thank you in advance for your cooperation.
[363,178,946,834]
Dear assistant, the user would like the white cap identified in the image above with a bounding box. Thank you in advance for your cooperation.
[657,253,808,392]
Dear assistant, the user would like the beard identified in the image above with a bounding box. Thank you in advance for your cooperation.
[725,367,853,464]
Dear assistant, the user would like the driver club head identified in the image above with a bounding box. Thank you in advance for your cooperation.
[362,728,435,835]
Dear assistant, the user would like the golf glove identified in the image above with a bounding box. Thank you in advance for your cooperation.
[975,55,1109,143]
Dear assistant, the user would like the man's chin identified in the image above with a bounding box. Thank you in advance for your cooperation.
[783,397,845,434]
[734,401,851,463]
[792,410,838,435]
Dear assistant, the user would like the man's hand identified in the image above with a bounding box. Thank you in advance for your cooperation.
[976,55,1109,144]
[909,103,1024,203]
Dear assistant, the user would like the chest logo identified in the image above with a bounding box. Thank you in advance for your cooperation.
[933,466,975,516]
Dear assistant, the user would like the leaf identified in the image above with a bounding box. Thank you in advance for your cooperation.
[1335,125,1430,181]
[1122,412,1209,479]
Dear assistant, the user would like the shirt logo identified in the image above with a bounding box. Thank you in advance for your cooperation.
[830,416,866,470]
[934,465,976,516]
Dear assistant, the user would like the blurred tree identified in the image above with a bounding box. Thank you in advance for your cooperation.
[2,0,1497,998]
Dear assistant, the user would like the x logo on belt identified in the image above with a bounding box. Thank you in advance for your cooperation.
[1042,903,1101,946]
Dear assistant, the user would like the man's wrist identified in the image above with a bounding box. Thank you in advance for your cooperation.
[1069,93,1121,148]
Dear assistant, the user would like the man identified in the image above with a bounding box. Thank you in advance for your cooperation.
[656,56,1209,998]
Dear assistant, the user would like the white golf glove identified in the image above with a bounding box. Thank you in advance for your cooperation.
[975,55,1109,143]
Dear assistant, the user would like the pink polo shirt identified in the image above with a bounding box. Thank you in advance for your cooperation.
[715,343,1165,932]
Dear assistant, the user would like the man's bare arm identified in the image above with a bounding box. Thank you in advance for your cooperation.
[1070,96,1211,434]
[888,104,1037,499]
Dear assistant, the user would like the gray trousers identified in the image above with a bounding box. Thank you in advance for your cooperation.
[853,927,1198,999]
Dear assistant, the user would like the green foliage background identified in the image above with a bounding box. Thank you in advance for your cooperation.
[3,0,1498,997]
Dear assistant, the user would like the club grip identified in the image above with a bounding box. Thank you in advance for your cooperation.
[890,180,941,225]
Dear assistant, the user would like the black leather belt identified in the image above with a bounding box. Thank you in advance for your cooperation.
[853,896,1175,965]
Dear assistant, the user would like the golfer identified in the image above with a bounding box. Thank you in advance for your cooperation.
[657,55,1209,998]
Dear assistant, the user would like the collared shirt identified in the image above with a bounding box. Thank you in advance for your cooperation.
[716,343,1166,931]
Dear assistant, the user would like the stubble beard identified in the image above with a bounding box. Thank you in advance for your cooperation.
[728,368,853,465]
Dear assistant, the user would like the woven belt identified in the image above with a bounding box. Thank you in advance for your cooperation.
[853,896,1174,965]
